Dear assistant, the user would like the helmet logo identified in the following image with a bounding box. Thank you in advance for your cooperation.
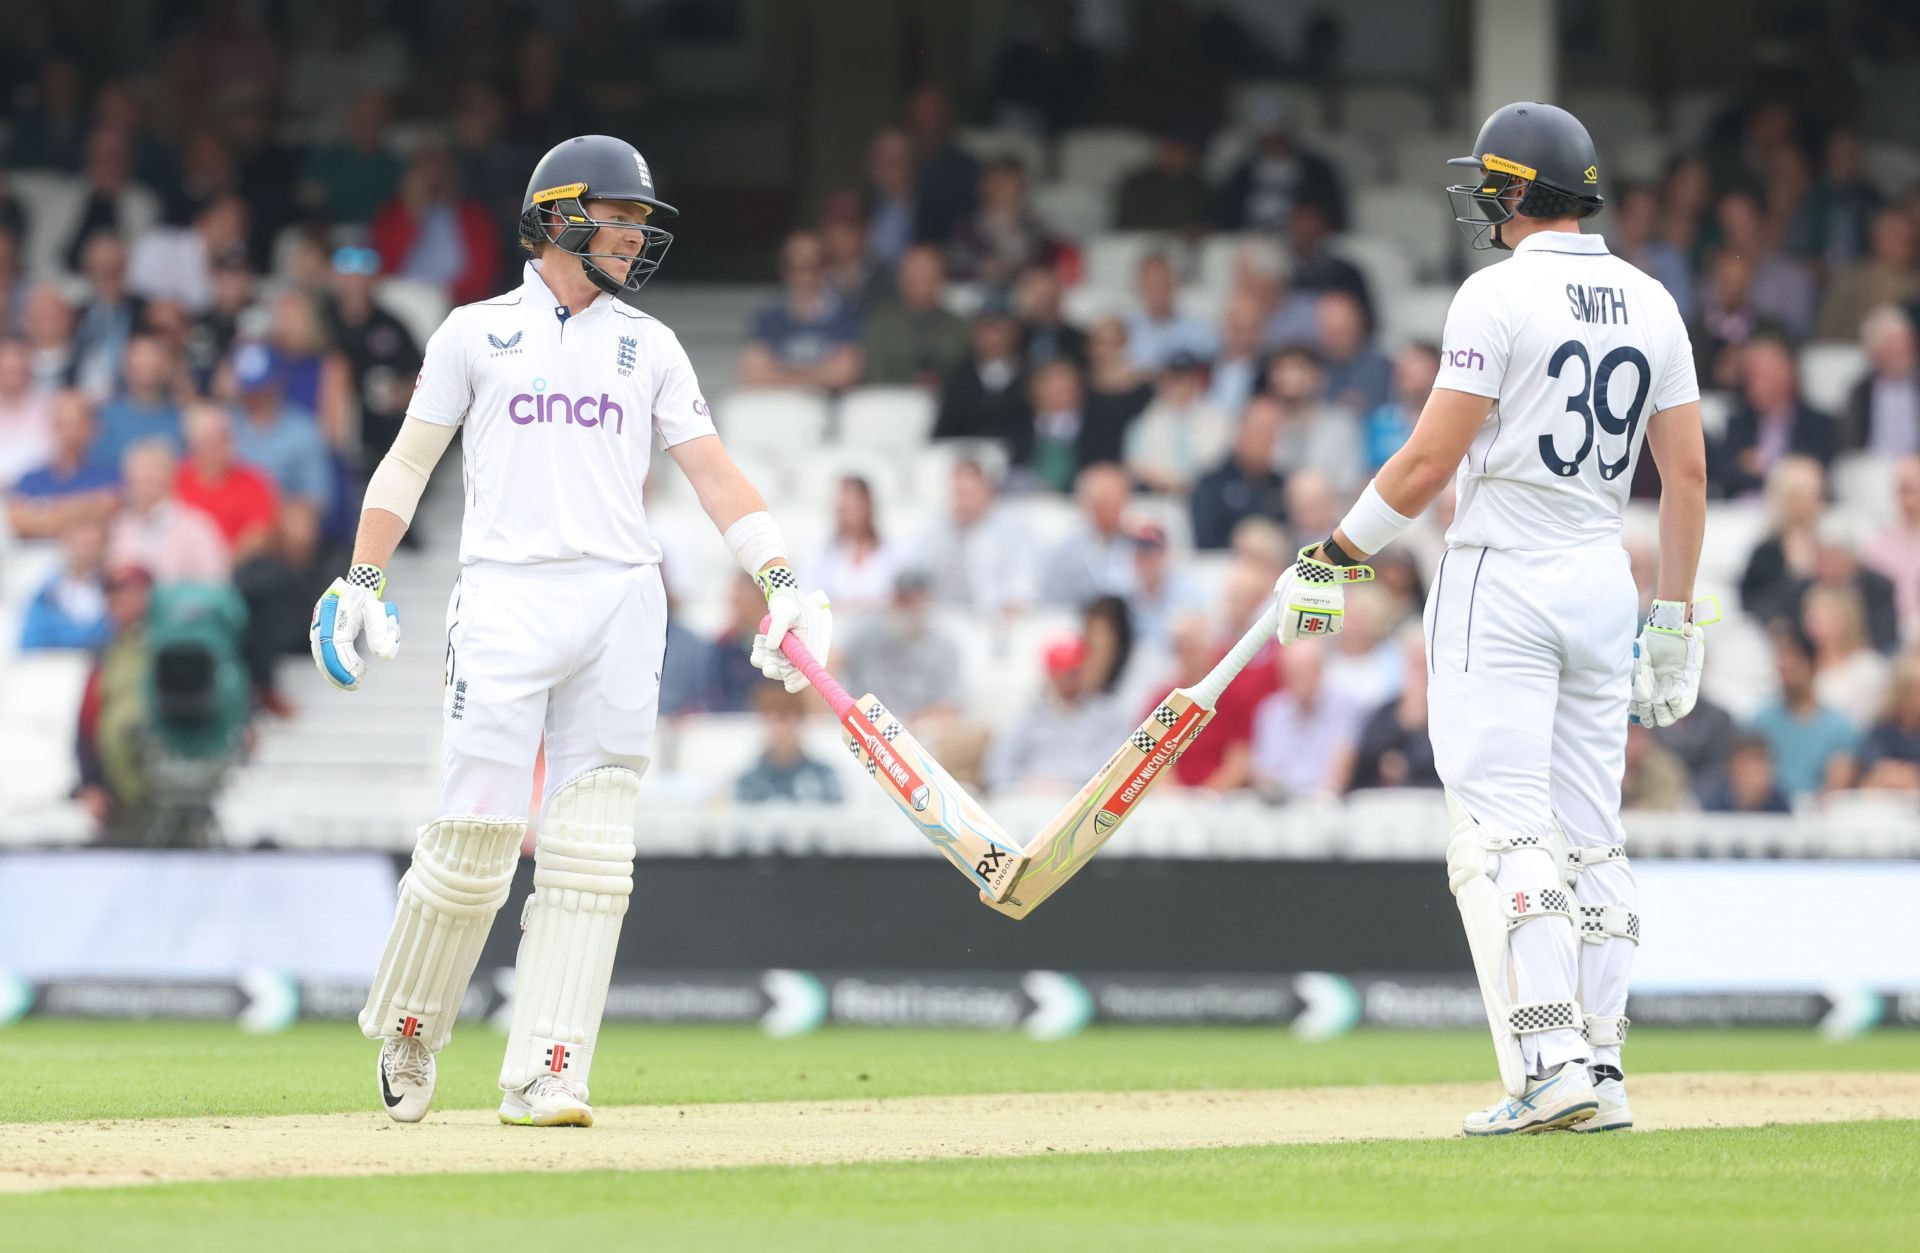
[633,151,653,190]
[1583,164,1599,184]
[1480,153,1538,181]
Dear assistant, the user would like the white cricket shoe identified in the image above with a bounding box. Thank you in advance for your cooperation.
[1572,1073,1633,1132]
[377,1036,436,1123]
[1461,1061,1598,1136]
[499,1074,594,1127]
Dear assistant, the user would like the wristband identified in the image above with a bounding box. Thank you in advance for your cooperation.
[722,510,787,578]
[754,565,799,599]
[1320,534,1364,567]
[347,563,386,596]
[1334,481,1417,558]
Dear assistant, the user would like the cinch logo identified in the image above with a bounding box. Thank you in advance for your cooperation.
[509,378,626,433]
[1445,346,1484,370]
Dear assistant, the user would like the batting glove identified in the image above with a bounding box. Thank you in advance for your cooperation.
[310,563,402,692]
[1629,597,1719,727]
[749,566,832,693]
[1274,546,1374,644]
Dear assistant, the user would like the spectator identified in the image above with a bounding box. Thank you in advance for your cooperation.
[258,290,355,447]
[1864,455,1920,641]
[1698,733,1792,814]
[1660,154,1714,271]
[504,31,594,149]
[1125,253,1215,371]
[1738,454,1826,625]
[0,338,53,485]
[1127,518,1207,649]
[450,81,534,265]
[1710,337,1837,498]
[1806,129,1882,271]
[128,194,249,314]
[1013,263,1087,370]
[20,519,112,652]
[1804,583,1891,728]
[22,283,77,392]
[1317,289,1391,415]
[0,226,27,333]
[1155,610,1257,790]
[1748,626,1859,800]
[862,245,969,387]
[1609,182,1696,322]
[1323,595,1403,713]
[1123,352,1232,495]
[698,578,776,715]
[4,57,89,172]
[1268,345,1364,492]
[1762,140,1818,262]
[658,593,716,718]
[1800,517,1902,655]
[1854,650,1920,792]
[1284,468,1342,555]
[1339,626,1439,792]
[108,440,230,587]
[1210,287,1267,415]
[370,145,501,306]
[904,86,980,248]
[1817,209,1917,343]
[1363,341,1439,474]
[913,458,1035,616]
[949,157,1058,287]
[1283,203,1373,327]
[94,336,185,471]
[1620,722,1696,811]
[1693,248,1762,390]
[1250,643,1362,799]
[184,249,258,389]
[1083,316,1155,450]
[1191,393,1288,550]
[60,128,157,274]
[812,475,900,617]
[984,634,1128,795]
[861,128,917,269]
[1712,190,1816,339]
[164,128,241,227]
[841,569,967,724]
[299,88,404,227]
[1366,547,1429,633]
[987,0,1101,138]
[1841,305,1919,457]
[1653,684,1740,803]
[819,194,887,315]
[1019,360,1101,491]
[285,1,410,130]
[7,392,118,539]
[1213,96,1346,233]
[326,246,423,463]
[1041,462,1136,605]
[1115,130,1213,234]
[738,231,864,391]
[1084,593,1158,712]
[229,346,332,569]
[734,685,845,805]
[933,305,1031,452]
[75,562,156,843]
[69,233,146,401]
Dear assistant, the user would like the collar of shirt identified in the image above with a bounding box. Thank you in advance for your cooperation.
[523,259,609,321]
[1514,231,1609,256]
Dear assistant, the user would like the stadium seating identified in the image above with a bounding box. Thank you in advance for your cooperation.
[836,386,937,454]
[1798,343,1866,412]
[716,388,831,457]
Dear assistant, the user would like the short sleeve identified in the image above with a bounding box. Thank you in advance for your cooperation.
[1432,275,1510,400]
[405,317,472,427]
[1651,300,1701,414]
[651,328,717,447]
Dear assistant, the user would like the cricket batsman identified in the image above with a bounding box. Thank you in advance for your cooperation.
[308,136,831,1127]
[1275,103,1709,1134]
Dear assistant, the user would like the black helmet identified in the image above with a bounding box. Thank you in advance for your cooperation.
[1445,102,1604,251]
[519,135,679,306]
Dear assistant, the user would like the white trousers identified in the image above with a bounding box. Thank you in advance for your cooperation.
[440,557,667,819]
[1425,542,1640,1073]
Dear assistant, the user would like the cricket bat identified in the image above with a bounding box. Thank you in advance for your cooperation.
[772,624,1027,900]
[981,595,1284,919]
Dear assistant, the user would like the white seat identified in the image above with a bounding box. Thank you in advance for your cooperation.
[1335,87,1435,138]
[1353,185,1454,281]
[1194,234,1275,302]
[374,278,452,352]
[1032,180,1110,240]
[1084,232,1184,300]
[1610,135,1674,184]
[1830,451,1897,528]
[1058,128,1157,197]
[1861,143,1920,199]
[716,388,829,458]
[837,386,936,453]
[661,714,764,793]
[1798,343,1865,412]
[1378,284,1453,350]
[1697,390,1733,440]
[10,171,82,281]
[955,127,1047,178]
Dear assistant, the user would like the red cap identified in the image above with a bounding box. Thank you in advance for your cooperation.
[1043,634,1088,676]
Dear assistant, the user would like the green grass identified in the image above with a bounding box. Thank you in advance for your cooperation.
[2,1021,1916,1122]
[4,1121,1916,1252]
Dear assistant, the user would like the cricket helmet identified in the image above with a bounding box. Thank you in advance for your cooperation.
[519,135,679,305]
[1446,102,1605,251]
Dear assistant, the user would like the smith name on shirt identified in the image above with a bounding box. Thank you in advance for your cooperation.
[1567,283,1629,324]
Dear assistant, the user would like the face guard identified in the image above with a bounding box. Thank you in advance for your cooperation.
[519,183,676,306]
[1445,152,1536,252]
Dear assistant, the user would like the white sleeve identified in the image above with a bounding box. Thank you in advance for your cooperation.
[1432,276,1510,400]
[1651,302,1701,414]
[652,328,718,448]
[405,317,473,428]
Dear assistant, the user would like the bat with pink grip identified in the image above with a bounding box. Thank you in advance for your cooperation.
[759,615,853,715]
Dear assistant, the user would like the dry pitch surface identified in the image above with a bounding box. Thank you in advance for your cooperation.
[6,1071,1916,1194]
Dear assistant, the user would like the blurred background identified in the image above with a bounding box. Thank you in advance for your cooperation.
[1,0,1917,1037]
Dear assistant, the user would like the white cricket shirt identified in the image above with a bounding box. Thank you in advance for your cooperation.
[406,260,716,566]
[1432,231,1698,550]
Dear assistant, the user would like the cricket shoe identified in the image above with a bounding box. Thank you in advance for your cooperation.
[377,1035,436,1123]
[500,1074,593,1128]
[1571,1069,1633,1132]
[1461,1060,1598,1136]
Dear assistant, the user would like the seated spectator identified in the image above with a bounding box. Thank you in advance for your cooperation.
[1210,288,1266,415]
[813,475,900,618]
[165,127,242,228]
[738,231,864,391]
[819,193,887,314]
[7,391,118,539]
[1864,455,1920,641]
[1738,455,1826,626]
[1191,393,1288,550]
[1013,263,1087,370]
[1762,140,1818,262]
[1127,519,1207,649]
[904,85,980,249]
[299,88,404,226]
[1083,316,1154,452]
[1621,722,1695,811]
[69,233,146,401]
[1125,352,1235,494]
[1268,346,1364,492]
[1323,595,1403,713]
[987,0,1100,136]
[983,634,1131,795]
[1609,182,1696,322]
[861,127,917,270]
[0,225,27,334]
[260,289,355,447]
[862,245,969,387]
[229,345,333,568]
[128,194,249,314]
[20,518,111,651]
[1339,626,1438,792]
[1693,249,1761,390]
[1283,469,1343,556]
[185,249,259,390]
[75,562,156,843]
[1854,650,1920,791]
[1084,593,1161,714]
[1804,583,1891,729]
[1021,360,1115,492]
[108,440,230,587]
[914,458,1035,616]
[933,305,1031,451]
[1367,548,1429,632]
[1806,129,1881,271]
[1114,130,1212,234]
[1224,242,1317,353]
[1125,253,1215,371]
[1155,609,1261,791]
[1653,687,1739,803]
[1710,337,1837,498]
[1698,733,1792,814]
[326,245,423,462]
[1841,305,1918,456]
[1817,209,1918,343]
[842,569,967,724]
[4,57,88,172]
[94,336,185,471]
[0,338,53,485]
[1799,516,1902,655]
[1712,189,1816,339]
[370,145,500,306]
[23,283,77,392]
[1040,462,1136,605]
[1363,342,1438,474]
[699,578,779,715]
[59,128,156,274]
[734,685,845,805]
[1748,626,1859,800]
[1213,96,1346,233]
[948,156,1059,287]
[1283,203,1372,327]
[1317,289,1391,415]
[1250,643,1362,799]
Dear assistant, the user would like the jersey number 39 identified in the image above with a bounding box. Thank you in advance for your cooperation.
[1539,340,1651,482]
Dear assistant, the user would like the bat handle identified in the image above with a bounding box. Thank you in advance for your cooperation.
[759,614,854,719]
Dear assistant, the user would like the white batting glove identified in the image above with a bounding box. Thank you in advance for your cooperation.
[749,566,832,693]
[1274,546,1375,644]
[309,563,402,692]
[1629,598,1718,727]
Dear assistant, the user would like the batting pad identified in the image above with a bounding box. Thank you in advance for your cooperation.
[499,765,640,1096]
[360,815,524,1051]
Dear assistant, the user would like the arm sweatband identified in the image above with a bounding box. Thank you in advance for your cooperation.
[361,417,457,525]
[722,510,788,577]
[1336,480,1418,558]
